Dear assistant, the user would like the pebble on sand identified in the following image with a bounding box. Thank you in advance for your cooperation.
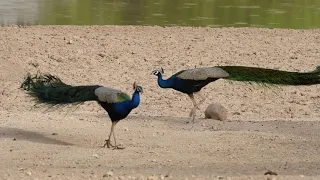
[204,103,227,121]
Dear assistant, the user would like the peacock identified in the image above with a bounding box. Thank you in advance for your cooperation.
[21,72,143,149]
[152,65,320,123]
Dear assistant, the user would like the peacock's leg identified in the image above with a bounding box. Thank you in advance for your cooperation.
[195,91,206,107]
[112,129,117,147]
[112,125,125,149]
[187,93,198,123]
[103,121,115,148]
[103,121,123,149]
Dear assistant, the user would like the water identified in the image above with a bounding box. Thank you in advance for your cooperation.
[0,0,319,29]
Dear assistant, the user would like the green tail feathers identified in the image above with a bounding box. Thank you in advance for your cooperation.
[21,73,100,105]
[218,66,320,85]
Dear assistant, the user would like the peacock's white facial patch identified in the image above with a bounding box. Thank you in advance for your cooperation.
[136,86,143,92]
[152,70,160,75]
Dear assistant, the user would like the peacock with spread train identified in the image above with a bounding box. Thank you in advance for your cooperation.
[152,65,320,123]
[21,73,143,149]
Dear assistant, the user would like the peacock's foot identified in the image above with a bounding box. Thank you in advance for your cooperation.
[102,139,125,150]
[186,116,196,124]
[102,139,114,148]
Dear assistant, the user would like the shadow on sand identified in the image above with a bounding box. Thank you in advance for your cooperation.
[0,127,72,146]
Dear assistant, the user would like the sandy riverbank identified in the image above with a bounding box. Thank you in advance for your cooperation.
[0,25,320,179]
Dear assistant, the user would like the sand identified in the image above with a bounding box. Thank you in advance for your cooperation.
[0,25,320,180]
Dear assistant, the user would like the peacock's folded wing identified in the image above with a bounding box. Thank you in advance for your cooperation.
[175,67,229,80]
[94,86,130,103]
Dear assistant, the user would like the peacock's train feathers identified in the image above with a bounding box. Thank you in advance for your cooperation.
[174,65,320,86]
[20,72,131,106]
[218,65,320,85]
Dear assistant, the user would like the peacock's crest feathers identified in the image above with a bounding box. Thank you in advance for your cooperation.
[94,87,130,103]
[175,67,229,80]
[132,82,143,93]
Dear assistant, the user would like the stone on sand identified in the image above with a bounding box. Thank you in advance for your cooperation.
[204,103,227,121]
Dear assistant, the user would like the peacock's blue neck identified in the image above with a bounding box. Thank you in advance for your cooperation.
[128,90,140,109]
[111,90,140,119]
[101,91,140,121]
[157,74,173,88]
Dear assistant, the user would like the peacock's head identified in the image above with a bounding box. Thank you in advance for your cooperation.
[151,67,164,76]
[133,82,143,93]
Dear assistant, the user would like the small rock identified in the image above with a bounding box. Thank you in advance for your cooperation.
[51,133,57,136]
[26,171,32,176]
[93,154,99,158]
[204,103,227,121]
[49,54,63,62]
[233,112,241,115]
[147,175,157,180]
[160,174,165,180]
[67,40,73,44]
[136,175,146,180]
[267,177,277,180]
[99,53,106,57]
[124,127,129,131]
[103,171,113,177]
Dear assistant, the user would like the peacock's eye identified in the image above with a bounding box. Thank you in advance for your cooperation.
[137,87,142,92]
